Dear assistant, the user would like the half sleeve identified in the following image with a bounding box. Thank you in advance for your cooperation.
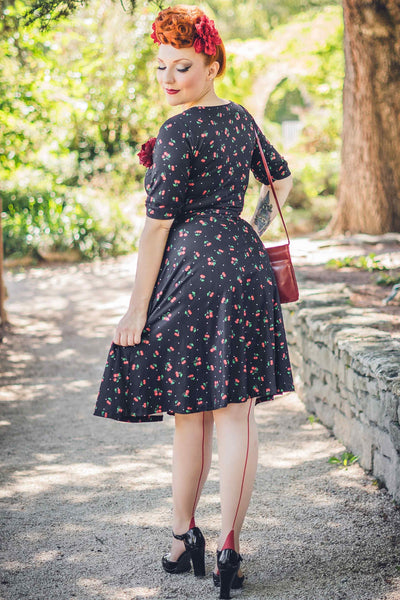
[250,119,291,184]
[145,118,192,220]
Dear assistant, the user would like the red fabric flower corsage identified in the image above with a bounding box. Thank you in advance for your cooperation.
[138,137,156,168]
[150,22,161,45]
[193,15,222,55]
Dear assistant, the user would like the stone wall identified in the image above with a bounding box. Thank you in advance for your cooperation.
[282,283,400,503]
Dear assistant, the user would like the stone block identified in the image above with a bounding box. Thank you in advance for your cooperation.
[302,394,318,415]
[388,421,400,455]
[337,365,356,393]
[366,394,388,426]
[309,371,333,399]
[302,339,325,365]
[313,397,336,429]
[379,389,400,422]
[287,346,302,370]
[351,372,370,394]
[335,359,347,385]
[335,385,354,410]
[372,427,397,461]
[333,411,373,471]
[373,449,398,499]
[342,399,356,419]
[365,376,379,396]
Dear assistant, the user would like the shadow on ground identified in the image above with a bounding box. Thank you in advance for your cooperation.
[1,256,400,600]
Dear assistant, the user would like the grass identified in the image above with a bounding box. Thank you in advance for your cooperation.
[328,451,359,469]
[325,253,388,272]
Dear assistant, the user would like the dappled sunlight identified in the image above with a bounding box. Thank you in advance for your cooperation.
[62,378,96,391]
[27,411,47,419]
[0,560,28,572]
[0,446,174,499]
[0,385,25,402]
[258,437,338,468]
[0,462,108,498]
[62,490,100,504]
[100,508,170,527]
[77,578,160,599]
[2,252,400,600]
[32,550,61,564]
[34,452,64,462]
[327,464,383,497]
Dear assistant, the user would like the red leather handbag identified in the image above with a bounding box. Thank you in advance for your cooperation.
[255,133,299,304]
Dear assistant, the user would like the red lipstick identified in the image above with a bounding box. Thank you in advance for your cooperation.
[166,89,179,95]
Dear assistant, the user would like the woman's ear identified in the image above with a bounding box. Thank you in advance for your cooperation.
[208,60,220,80]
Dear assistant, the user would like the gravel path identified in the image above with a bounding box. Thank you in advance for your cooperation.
[1,254,400,600]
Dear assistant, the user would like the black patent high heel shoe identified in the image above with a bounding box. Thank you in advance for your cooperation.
[162,518,206,577]
[217,530,242,599]
[213,551,244,589]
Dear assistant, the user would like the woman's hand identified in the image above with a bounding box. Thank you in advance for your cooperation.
[111,217,173,347]
[113,309,148,346]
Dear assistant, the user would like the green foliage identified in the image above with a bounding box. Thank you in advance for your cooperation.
[2,185,135,259]
[0,0,167,260]
[307,414,321,426]
[1,0,344,260]
[328,451,359,469]
[376,272,400,287]
[3,0,163,30]
[228,7,344,233]
[326,253,388,272]
[266,79,305,123]
[185,0,340,39]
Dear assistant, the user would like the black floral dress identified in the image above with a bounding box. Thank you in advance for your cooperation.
[94,101,295,423]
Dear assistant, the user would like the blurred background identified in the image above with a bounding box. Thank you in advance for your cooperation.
[0,0,398,270]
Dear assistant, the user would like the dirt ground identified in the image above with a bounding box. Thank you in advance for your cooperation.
[1,238,400,600]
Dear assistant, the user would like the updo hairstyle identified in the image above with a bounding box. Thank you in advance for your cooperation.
[152,5,226,78]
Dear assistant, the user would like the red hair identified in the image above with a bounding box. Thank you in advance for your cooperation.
[152,5,226,78]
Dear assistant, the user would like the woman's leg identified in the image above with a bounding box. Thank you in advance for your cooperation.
[169,410,214,560]
[213,398,258,558]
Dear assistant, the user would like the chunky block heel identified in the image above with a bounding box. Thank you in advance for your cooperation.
[216,529,243,599]
[217,548,242,599]
[190,545,206,576]
[213,551,244,589]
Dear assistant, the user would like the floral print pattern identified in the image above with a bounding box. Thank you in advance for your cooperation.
[94,102,294,423]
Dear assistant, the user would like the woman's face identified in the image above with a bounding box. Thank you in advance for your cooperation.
[156,44,218,108]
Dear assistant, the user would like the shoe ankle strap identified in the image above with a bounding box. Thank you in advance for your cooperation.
[172,531,187,541]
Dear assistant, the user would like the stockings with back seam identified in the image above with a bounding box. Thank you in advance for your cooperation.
[169,410,214,561]
[214,398,258,555]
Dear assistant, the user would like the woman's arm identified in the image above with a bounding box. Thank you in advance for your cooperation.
[249,174,293,237]
[113,216,174,346]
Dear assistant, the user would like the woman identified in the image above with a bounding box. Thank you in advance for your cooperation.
[94,5,294,599]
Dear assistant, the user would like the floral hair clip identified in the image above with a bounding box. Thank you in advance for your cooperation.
[150,14,221,55]
[193,15,222,55]
[150,22,161,45]
[138,137,156,168]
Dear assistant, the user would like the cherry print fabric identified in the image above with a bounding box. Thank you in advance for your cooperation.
[94,102,294,423]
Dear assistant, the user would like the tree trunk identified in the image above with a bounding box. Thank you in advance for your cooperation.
[330,0,400,234]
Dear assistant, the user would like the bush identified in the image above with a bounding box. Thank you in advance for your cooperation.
[2,185,136,261]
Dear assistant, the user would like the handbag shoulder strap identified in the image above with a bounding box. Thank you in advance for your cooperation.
[255,131,290,245]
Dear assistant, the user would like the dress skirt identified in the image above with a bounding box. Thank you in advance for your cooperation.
[94,208,295,423]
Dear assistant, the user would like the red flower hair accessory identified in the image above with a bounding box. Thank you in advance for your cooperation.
[193,15,222,55]
[138,137,156,168]
[151,22,161,45]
